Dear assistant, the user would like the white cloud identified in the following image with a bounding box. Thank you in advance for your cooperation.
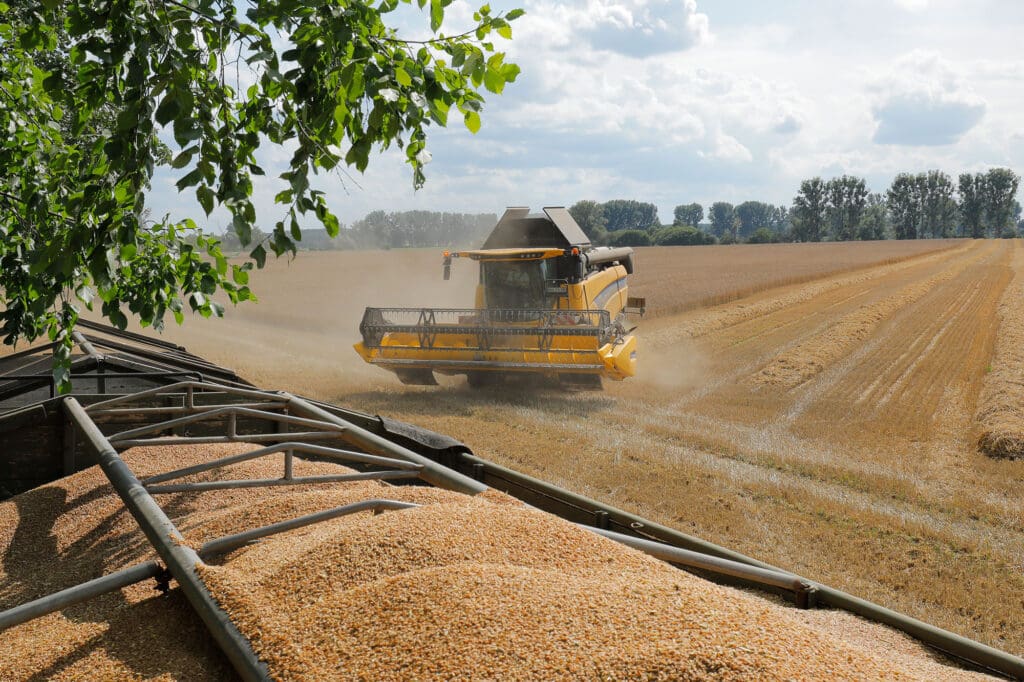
[524,0,710,57]
[868,51,986,146]
[143,0,1024,229]
[893,0,929,10]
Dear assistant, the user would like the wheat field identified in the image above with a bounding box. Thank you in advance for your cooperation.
[80,238,1024,656]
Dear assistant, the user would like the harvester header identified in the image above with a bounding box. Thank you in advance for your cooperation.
[354,207,645,388]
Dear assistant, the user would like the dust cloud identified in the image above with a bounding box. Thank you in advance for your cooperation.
[105,249,478,399]
[633,338,707,393]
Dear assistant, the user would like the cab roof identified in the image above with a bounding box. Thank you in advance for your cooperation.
[455,247,567,261]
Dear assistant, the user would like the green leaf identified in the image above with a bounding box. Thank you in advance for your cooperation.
[176,168,204,191]
[250,244,267,268]
[395,67,412,87]
[171,147,197,169]
[464,110,481,134]
[109,307,128,329]
[155,92,181,126]
[430,0,444,32]
[196,185,215,215]
[232,264,249,285]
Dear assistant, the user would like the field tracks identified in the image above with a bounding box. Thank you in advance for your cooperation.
[644,241,972,348]
[752,241,993,389]
[977,240,1024,459]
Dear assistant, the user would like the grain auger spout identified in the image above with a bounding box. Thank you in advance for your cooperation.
[354,206,645,388]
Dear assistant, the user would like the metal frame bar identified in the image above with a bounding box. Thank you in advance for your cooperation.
[76,318,187,351]
[85,380,283,413]
[142,441,420,486]
[106,405,345,444]
[90,401,290,417]
[113,433,349,449]
[146,470,420,493]
[0,561,163,632]
[71,331,103,361]
[200,499,420,558]
[62,397,270,681]
[586,527,815,607]
[282,393,486,495]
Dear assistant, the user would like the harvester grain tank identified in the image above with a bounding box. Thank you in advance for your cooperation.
[354,207,645,388]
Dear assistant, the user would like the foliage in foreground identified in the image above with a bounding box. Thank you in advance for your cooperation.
[0,0,521,390]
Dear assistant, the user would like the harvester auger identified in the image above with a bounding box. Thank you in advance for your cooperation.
[354,206,645,388]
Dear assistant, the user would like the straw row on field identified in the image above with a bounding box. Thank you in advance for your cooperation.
[643,242,971,349]
[752,243,986,388]
[976,241,1024,459]
[1,443,991,680]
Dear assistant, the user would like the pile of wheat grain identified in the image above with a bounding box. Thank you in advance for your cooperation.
[0,443,995,680]
[977,241,1024,459]
[752,244,986,388]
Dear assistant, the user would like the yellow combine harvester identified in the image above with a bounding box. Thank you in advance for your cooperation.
[354,207,645,388]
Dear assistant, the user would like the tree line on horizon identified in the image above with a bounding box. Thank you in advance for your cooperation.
[568,167,1022,247]
[219,167,1022,252]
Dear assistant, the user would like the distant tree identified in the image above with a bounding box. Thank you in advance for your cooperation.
[791,178,828,242]
[918,170,956,239]
[857,193,890,240]
[673,203,704,227]
[768,205,791,234]
[826,175,868,241]
[747,227,777,244]
[958,173,987,239]
[983,168,1021,237]
[350,210,495,249]
[569,200,608,243]
[708,202,735,238]
[221,227,270,252]
[602,200,659,232]
[887,174,922,239]
[652,225,714,246]
[734,201,774,238]
[608,229,651,247]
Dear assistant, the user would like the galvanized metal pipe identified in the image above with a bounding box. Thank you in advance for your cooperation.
[89,402,291,417]
[585,527,812,603]
[62,397,270,681]
[810,583,1024,678]
[142,441,419,486]
[112,432,346,449]
[200,499,421,557]
[283,394,487,495]
[146,470,421,494]
[84,380,281,413]
[0,561,163,632]
[107,405,345,444]
[71,331,103,361]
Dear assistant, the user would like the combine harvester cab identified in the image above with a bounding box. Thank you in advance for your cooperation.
[354,207,645,388]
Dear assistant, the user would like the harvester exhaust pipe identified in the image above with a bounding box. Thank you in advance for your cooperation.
[443,252,452,281]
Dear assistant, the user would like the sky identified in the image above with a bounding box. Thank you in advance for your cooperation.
[146,0,1024,229]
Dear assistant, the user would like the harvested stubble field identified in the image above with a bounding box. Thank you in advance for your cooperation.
[7,237,1024,676]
